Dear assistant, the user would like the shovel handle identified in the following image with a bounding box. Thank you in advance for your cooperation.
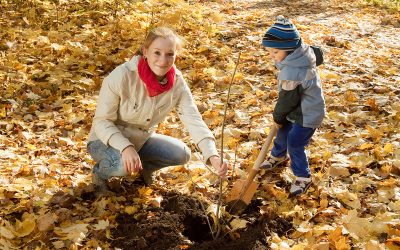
[254,125,278,170]
[245,125,278,183]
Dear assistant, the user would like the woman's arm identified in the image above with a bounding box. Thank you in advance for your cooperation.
[92,69,133,152]
[177,82,227,176]
[177,83,217,160]
[92,68,142,173]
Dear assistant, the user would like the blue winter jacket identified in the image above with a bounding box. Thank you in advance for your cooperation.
[273,44,326,129]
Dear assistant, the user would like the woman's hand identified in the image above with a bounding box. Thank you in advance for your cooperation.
[209,155,228,177]
[121,146,142,174]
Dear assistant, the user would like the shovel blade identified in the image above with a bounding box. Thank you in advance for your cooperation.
[225,179,259,205]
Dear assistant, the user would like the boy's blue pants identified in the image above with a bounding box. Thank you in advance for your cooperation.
[271,122,315,178]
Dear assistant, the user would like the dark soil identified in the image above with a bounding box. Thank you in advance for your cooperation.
[111,190,293,250]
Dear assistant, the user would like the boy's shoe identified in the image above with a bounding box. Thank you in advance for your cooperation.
[141,169,156,186]
[261,155,289,170]
[92,173,110,193]
[289,177,312,196]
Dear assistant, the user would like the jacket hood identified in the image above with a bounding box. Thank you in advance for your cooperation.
[276,44,317,81]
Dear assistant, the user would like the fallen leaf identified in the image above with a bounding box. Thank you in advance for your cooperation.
[54,223,88,243]
[0,226,15,239]
[93,220,109,230]
[38,212,57,232]
[124,206,139,215]
[230,218,248,230]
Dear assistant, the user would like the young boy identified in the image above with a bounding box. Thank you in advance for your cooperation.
[260,16,326,196]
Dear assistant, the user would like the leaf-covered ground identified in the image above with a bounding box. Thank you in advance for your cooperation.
[1,0,400,249]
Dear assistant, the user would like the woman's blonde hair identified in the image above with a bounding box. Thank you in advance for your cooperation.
[139,27,184,55]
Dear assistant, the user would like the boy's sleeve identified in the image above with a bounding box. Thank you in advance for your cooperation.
[273,80,303,125]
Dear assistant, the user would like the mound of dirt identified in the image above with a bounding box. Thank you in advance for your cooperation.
[111,191,293,249]
[112,192,213,249]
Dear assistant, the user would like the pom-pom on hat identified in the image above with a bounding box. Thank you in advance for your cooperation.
[262,15,301,51]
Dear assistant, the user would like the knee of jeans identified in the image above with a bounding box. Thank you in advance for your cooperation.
[288,136,305,149]
[98,159,126,177]
[176,146,191,165]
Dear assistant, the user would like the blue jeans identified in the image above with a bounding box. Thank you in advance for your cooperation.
[271,123,315,178]
[87,133,191,180]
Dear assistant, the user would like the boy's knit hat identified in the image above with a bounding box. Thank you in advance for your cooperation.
[262,15,301,51]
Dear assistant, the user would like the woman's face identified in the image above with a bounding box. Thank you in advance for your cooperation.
[143,37,176,80]
[266,48,287,63]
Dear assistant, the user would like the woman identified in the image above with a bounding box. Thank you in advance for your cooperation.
[87,27,228,192]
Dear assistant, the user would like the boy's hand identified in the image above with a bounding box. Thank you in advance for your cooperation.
[274,122,282,129]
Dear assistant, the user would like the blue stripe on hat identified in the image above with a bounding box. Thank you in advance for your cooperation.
[267,27,300,40]
[262,15,301,50]
[262,39,301,50]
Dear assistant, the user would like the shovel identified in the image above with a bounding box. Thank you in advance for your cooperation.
[226,125,278,214]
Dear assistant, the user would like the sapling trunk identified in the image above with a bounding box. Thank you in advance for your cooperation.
[215,52,241,238]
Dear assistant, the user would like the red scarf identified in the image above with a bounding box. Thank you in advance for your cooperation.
[138,57,175,97]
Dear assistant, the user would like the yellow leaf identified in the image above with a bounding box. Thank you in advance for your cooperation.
[230,218,248,230]
[335,236,351,250]
[320,198,329,209]
[331,188,361,209]
[323,151,333,160]
[88,65,96,73]
[322,71,341,81]
[138,186,153,198]
[55,223,88,243]
[0,106,6,118]
[13,213,36,237]
[291,244,307,250]
[365,125,383,141]
[329,165,350,177]
[52,240,65,249]
[209,12,223,22]
[342,210,372,240]
[0,226,15,239]
[106,228,112,239]
[365,98,379,111]
[359,143,374,150]
[124,206,139,215]
[388,200,400,211]
[37,213,56,232]
[313,224,335,236]
[365,240,383,250]
[380,165,392,175]
[383,143,393,155]
[226,138,239,149]
[26,143,37,150]
[50,43,65,51]
[59,137,75,146]
[388,67,398,75]
[344,91,358,103]
[374,145,383,160]
[386,237,400,243]
[264,184,288,200]
[206,204,222,231]
[328,226,344,243]
[93,220,109,230]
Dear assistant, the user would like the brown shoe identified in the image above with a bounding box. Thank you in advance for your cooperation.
[92,174,110,192]
[141,169,156,186]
